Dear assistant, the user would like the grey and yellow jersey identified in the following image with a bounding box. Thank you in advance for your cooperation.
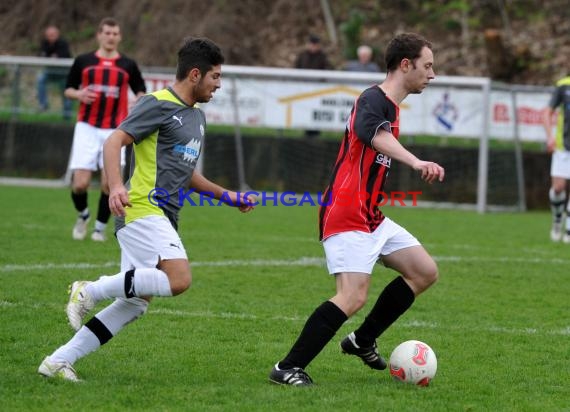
[549,76,570,151]
[116,87,205,231]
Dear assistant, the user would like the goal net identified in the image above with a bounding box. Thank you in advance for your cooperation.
[197,69,552,212]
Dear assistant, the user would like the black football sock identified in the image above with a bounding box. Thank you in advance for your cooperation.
[278,300,347,370]
[353,276,415,347]
[71,191,88,215]
[96,192,111,224]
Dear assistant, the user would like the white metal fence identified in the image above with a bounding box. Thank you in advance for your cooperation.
[0,55,555,212]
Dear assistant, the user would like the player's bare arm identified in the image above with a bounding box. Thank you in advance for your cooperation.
[103,129,134,216]
[371,128,445,184]
[189,172,255,213]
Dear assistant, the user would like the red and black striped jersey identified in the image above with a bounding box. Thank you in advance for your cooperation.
[319,85,399,241]
[66,51,146,129]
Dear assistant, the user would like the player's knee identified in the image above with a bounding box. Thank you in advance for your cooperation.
[551,183,566,194]
[422,260,439,286]
[72,179,89,192]
[428,266,439,285]
[161,260,192,295]
[170,271,192,295]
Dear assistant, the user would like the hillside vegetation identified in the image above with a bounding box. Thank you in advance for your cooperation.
[0,0,568,85]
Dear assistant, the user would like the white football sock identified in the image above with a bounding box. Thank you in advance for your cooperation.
[50,326,100,365]
[94,220,107,232]
[95,297,148,335]
[549,188,566,223]
[86,268,172,302]
[79,208,89,219]
[49,298,149,365]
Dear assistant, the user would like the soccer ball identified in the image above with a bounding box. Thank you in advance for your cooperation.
[389,340,437,386]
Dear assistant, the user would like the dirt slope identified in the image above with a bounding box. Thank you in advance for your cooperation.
[0,0,568,85]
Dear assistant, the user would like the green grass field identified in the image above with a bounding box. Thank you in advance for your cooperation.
[0,185,568,411]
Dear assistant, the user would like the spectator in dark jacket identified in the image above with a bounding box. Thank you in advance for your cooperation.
[295,34,332,70]
[37,25,72,119]
[294,34,331,138]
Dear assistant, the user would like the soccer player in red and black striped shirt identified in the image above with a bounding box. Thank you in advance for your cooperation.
[65,17,146,242]
[270,33,445,386]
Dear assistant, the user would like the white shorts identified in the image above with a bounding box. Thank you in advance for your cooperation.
[116,215,188,271]
[322,217,420,275]
[551,150,570,179]
[68,121,124,171]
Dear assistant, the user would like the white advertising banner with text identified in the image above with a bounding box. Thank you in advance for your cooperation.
[142,73,551,142]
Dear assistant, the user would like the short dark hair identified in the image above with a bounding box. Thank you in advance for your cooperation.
[308,34,321,44]
[98,17,119,32]
[385,33,432,72]
[176,37,225,81]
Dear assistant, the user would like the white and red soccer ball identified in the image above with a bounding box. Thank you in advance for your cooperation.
[389,340,437,386]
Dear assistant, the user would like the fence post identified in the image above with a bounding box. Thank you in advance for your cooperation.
[476,79,491,213]
[229,76,248,191]
[3,64,21,171]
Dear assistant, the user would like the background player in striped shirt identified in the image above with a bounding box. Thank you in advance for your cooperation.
[270,33,445,386]
[544,75,570,243]
[65,17,147,242]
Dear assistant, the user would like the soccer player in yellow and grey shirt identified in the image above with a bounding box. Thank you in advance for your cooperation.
[38,37,255,381]
[544,75,570,243]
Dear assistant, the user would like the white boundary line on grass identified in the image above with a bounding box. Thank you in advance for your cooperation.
[0,177,67,188]
[0,299,568,336]
[0,258,325,272]
[148,308,570,336]
[1,254,570,273]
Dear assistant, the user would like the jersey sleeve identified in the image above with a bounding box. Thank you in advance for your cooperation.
[119,95,162,143]
[353,89,392,147]
[128,60,147,95]
[549,86,563,109]
[65,57,83,89]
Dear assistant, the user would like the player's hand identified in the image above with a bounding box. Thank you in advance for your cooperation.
[109,185,132,217]
[238,193,256,213]
[413,160,445,184]
[226,191,255,213]
[78,87,97,104]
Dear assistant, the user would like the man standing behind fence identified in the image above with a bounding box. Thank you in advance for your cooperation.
[65,17,146,242]
[36,24,72,119]
[343,45,380,73]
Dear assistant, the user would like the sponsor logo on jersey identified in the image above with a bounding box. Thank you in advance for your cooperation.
[173,138,201,162]
[88,84,120,98]
[172,115,183,126]
[375,153,391,167]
